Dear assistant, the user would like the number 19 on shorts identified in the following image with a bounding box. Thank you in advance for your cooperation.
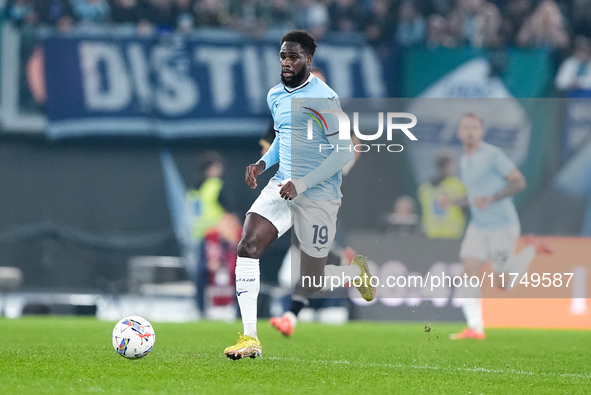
[312,225,328,245]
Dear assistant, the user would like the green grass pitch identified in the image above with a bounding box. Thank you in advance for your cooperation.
[1,317,590,394]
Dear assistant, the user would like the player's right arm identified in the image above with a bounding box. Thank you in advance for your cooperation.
[245,130,280,189]
[245,162,265,189]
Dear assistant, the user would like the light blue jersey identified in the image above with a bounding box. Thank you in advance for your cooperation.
[262,74,350,200]
[459,142,520,230]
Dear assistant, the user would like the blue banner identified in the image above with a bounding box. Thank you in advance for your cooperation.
[43,33,387,139]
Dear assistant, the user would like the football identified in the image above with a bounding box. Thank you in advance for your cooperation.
[111,316,155,359]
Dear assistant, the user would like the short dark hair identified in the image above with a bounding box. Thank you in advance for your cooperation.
[281,30,317,57]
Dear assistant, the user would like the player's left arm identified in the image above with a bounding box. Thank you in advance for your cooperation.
[297,96,354,194]
[279,96,353,200]
[303,131,354,187]
[279,135,353,200]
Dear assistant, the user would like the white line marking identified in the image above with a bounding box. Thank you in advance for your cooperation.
[265,356,591,379]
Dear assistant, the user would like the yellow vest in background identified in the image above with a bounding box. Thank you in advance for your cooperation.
[418,177,466,239]
[186,177,225,241]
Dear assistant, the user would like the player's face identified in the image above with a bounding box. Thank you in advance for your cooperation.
[457,116,485,146]
[279,42,311,88]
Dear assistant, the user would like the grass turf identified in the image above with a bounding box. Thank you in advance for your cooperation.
[1,317,590,394]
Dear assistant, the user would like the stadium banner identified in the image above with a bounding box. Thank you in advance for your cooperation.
[347,233,591,329]
[400,47,553,98]
[43,32,387,139]
[0,22,47,133]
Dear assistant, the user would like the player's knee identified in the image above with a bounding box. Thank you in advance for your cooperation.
[237,238,264,259]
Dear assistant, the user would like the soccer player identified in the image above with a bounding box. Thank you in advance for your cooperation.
[445,113,551,340]
[269,68,360,338]
[223,30,376,360]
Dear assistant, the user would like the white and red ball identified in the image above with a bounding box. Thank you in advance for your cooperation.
[111,316,155,359]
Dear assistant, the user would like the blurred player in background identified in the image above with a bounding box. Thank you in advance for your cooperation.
[443,113,552,340]
[224,30,375,360]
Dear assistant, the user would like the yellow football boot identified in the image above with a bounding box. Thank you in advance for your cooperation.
[351,255,376,302]
[224,333,262,360]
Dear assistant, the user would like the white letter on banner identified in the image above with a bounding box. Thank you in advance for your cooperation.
[152,46,198,115]
[263,46,281,90]
[79,42,131,111]
[126,44,152,112]
[195,47,239,112]
[361,47,385,97]
[314,46,356,98]
[242,46,264,113]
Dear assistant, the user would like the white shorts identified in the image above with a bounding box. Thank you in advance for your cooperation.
[247,180,341,258]
[459,224,520,272]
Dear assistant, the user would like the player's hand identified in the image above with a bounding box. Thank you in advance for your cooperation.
[474,195,494,209]
[245,161,265,189]
[278,180,298,200]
